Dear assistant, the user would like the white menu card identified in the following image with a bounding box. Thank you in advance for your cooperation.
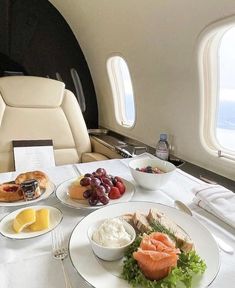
[13,140,55,171]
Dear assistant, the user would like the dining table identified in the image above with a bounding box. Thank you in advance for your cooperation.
[0,153,234,288]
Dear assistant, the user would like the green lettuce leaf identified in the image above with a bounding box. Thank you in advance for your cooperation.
[122,236,206,288]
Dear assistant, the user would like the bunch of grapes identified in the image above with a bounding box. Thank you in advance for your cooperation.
[80,168,125,206]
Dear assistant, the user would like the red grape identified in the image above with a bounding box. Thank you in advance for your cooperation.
[99,195,109,205]
[96,185,106,197]
[112,177,118,185]
[89,197,99,206]
[89,191,99,206]
[84,173,92,177]
[96,168,107,176]
[80,177,91,186]
[83,189,92,199]
[90,177,101,187]
[102,183,111,193]
[102,178,113,187]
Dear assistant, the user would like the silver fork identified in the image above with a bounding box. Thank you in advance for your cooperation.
[51,228,73,288]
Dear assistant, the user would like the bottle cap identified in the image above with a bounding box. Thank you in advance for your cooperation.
[160,133,167,141]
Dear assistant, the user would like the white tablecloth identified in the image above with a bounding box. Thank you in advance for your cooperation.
[0,157,235,288]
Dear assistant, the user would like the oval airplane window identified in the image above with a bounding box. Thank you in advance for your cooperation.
[200,24,235,161]
[216,27,235,152]
[107,56,136,127]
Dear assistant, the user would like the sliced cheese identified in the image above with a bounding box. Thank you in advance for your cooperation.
[13,208,36,233]
[28,208,50,231]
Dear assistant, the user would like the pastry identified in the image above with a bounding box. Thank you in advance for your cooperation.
[0,183,23,202]
[15,170,49,189]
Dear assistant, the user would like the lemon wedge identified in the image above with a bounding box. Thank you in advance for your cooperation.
[13,208,36,233]
[28,208,50,232]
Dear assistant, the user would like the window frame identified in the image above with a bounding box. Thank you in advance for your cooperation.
[107,55,136,128]
[199,23,235,161]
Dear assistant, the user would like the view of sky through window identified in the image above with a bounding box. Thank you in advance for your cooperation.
[216,27,235,151]
[119,58,135,123]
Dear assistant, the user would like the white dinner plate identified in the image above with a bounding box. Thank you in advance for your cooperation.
[55,177,135,210]
[69,201,220,288]
[0,205,63,239]
[0,181,55,207]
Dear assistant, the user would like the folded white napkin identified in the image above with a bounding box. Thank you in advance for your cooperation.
[192,184,235,229]
[0,253,66,288]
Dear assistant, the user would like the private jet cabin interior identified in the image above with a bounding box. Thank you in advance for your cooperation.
[1,2,235,288]
[0,0,235,187]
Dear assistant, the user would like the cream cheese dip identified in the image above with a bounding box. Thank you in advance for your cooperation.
[92,218,132,248]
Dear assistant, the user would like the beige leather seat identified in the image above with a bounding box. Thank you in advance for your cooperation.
[0,76,108,172]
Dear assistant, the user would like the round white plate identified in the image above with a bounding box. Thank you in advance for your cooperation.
[55,177,135,210]
[69,201,220,288]
[0,181,55,207]
[0,205,63,239]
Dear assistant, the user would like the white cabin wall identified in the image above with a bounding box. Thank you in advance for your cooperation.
[50,0,235,180]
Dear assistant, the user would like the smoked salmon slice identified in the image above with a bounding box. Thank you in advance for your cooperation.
[133,232,180,281]
[140,233,180,254]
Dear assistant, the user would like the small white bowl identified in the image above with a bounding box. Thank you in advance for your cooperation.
[129,157,176,190]
[87,218,136,261]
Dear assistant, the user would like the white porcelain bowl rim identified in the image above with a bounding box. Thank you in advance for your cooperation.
[129,158,176,173]
[128,158,176,190]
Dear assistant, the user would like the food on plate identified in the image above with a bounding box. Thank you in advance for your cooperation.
[28,208,50,231]
[92,218,133,248]
[122,212,153,234]
[108,187,121,199]
[68,182,87,200]
[15,170,49,189]
[122,208,206,288]
[68,185,87,200]
[0,170,50,203]
[70,175,84,186]
[136,166,164,174]
[13,208,36,233]
[147,208,194,252]
[68,168,126,206]
[133,232,180,280]
[123,208,194,252]
[20,179,41,201]
[0,183,23,202]
[13,208,50,233]
[88,217,136,261]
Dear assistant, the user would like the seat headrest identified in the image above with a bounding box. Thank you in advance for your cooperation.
[0,76,65,108]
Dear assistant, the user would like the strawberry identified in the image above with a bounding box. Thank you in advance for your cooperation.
[115,181,126,195]
[108,187,121,199]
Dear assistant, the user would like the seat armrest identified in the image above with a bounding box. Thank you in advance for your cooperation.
[81,152,108,162]
[90,136,123,159]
